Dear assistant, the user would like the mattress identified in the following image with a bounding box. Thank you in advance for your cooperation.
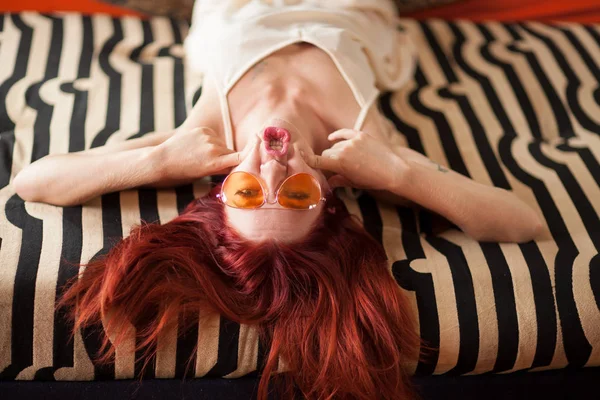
[0,12,599,382]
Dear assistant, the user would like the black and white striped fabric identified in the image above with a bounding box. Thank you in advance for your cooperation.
[0,12,599,381]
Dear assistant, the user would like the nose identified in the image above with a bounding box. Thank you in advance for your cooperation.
[260,160,287,203]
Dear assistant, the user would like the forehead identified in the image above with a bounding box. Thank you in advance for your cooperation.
[224,203,323,243]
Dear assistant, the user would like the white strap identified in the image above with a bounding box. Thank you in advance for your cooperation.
[353,90,379,131]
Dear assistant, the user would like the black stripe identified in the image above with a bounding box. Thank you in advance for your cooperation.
[79,17,126,377]
[446,22,512,189]
[33,367,55,381]
[590,254,600,312]
[529,145,599,248]
[54,206,83,370]
[28,16,63,163]
[2,15,65,380]
[555,143,600,187]
[542,26,600,187]
[128,19,154,141]
[392,207,440,376]
[416,23,470,177]
[427,236,479,376]
[203,316,241,378]
[78,192,125,379]
[551,25,600,81]
[128,18,159,379]
[175,185,196,215]
[528,142,596,366]
[476,23,543,140]
[446,21,527,371]
[519,23,600,135]
[82,247,116,380]
[0,131,15,189]
[171,19,187,127]
[357,192,383,245]
[0,195,43,379]
[53,15,95,375]
[192,87,202,108]
[91,17,123,148]
[174,312,199,379]
[0,15,33,188]
[408,60,470,175]
[419,22,458,83]
[503,23,575,139]
[0,15,32,134]
[425,21,523,373]
[63,16,94,153]
[252,327,273,378]
[499,135,559,370]
[476,23,564,369]
[519,241,558,368]
[168,18,198,216]
[379,91,427,156]
[480,242,519,372]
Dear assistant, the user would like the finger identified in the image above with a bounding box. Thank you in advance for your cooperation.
[327,174,352,189]
[325,140,351,152]
[215,151,243,170]
[304,153,342,173]
[328,129,359,142]
[240,134,261,159]
[214,135,259,169]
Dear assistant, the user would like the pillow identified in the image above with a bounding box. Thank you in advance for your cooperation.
[100,0,194,20]
[99,0,462,21]
[393,0,460,12]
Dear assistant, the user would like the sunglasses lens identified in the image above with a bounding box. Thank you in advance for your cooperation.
[221,172,264,209]
[278,173,322,209]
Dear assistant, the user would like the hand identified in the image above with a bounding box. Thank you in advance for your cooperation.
[156,127,243,181]
[303,129,409,191]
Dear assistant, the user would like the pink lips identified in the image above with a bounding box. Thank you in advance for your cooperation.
[263,126,290,157]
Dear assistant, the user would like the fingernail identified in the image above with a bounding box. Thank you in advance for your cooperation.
[299,149,305,158]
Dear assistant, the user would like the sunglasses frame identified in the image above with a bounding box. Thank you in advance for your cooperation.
[217,171,327,210]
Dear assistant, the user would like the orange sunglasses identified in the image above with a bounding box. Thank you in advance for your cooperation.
[217,171,326,210]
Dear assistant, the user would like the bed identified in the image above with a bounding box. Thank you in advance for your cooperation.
[1,11,599,398]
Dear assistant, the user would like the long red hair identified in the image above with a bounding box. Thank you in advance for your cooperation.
[56,186,423,399]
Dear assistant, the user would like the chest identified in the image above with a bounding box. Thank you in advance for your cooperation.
[227,43,364,131]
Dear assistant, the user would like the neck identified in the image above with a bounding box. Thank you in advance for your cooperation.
[231,85,333,154]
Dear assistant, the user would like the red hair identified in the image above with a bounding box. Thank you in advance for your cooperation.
[56,186,423,399]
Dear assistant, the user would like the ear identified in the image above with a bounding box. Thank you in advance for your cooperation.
[327,174,352,189]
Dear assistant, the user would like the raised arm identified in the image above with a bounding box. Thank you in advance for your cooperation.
[13,145,162,207]
[13,74,237,206]
[13,127,241,207]
[303,129,546,244]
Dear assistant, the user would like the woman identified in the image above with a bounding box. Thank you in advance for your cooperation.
[13,0,545,399]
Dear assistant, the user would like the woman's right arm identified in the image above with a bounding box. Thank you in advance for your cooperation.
[13,74,233,206]
[13,126,242,207]
[13,145,163,207]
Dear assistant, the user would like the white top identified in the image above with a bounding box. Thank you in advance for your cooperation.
[184,0,417,150]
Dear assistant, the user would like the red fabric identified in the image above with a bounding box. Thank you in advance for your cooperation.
[404,0,600,23]
[0,0,142,17]
[1,0,599,22]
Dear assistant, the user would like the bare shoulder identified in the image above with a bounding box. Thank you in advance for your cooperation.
[361,102,410,148]
[176,72,225,135]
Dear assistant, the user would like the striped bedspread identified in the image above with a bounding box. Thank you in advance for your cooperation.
[0,12,599,381]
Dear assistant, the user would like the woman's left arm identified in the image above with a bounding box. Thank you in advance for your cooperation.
[394,155,546,243]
